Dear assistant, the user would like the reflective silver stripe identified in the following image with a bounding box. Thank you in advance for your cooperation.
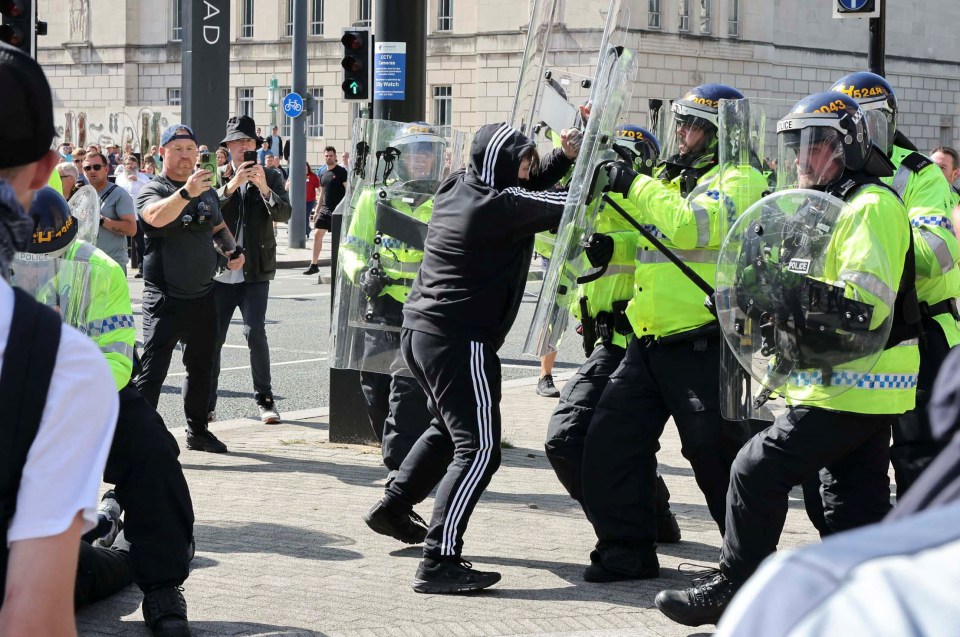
[790,370,918,389]
[70,241,97,262]
[892,164,911,197]
[635,248,716,264]
[896,338,919,347]
[100,342,134,359]
[839,271,896,307]
[918,228,956,275]
[691,201,711,246]
[600,264,635,277]
[381,260,421,274]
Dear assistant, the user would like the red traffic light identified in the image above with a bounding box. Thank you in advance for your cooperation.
[341,32,363,50]
[0,0,24,17]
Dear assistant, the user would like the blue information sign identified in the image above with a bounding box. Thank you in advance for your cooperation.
[838,0,870,9]
[374,42,407,101]
[283,92,304,118]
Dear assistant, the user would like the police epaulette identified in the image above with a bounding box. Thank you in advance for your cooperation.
[900,151,933,174]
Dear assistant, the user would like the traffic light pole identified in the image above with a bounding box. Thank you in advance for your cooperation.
[288,0,307,250]
[181,0,229,149]
[867,0,886,77]
[329,0,428,447]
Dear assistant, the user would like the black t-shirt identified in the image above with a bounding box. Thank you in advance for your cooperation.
[135,175,224,299]
[318,165,348,215]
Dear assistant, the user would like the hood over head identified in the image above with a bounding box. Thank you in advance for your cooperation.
[468,123,536,191]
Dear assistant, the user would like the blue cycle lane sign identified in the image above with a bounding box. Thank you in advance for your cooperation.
[283,92,304,118]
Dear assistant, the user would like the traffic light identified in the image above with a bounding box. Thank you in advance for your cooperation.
[1,0,31,55]
[341,29,371,101]
[834,0,879,18]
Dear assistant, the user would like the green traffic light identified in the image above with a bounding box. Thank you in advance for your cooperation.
[350,81,359,94]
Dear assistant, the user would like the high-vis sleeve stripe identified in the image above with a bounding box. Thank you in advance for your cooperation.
[912,215,955,233]
[839,270,897,308]
[600,264,636,277]
[100,342,135,359]
[892,165,911,197]
[790,370,918,389]
[635,248,716,264]
[691,201,712,247]
[918,228,956,274]
[84,314,136,337]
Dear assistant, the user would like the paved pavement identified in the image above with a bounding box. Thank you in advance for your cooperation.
[76,374,822,637]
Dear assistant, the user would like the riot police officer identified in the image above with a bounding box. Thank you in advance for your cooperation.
[543,125,679,543]
[577,85,767,583]
[655,91,920,627]
[832,72,960,497]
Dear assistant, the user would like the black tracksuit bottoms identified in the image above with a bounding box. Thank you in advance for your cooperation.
[383,328,502,560]
[581,334,748,560]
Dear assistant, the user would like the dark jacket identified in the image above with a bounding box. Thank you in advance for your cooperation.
[216,167,292,283]
[402,122,572,350]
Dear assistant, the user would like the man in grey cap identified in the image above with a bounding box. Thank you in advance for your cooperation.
[136,124,245,454]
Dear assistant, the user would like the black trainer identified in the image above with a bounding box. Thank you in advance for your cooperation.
[412,558,501,594]
[583,548,660,582]
[656,512,682,544]
[185,428,228,453]
[303,263,319,275]
[655,569,739,627]
[363,501,428,544]
[536,374,560,398]
[142,586,190,637]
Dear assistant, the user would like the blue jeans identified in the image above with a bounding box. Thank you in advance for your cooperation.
[209,280,273,410]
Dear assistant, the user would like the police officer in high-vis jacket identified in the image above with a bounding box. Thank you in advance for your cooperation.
[577,85,768,583]
[344,123,445,542]
[655,91,920,627]
[832,72,960,497]
[544,125,680,544]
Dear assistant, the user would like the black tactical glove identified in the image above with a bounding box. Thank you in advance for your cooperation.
[604,161,639,197]
[359,267,388,298]
[583,233,614,268]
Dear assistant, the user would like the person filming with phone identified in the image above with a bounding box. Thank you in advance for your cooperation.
[209,115,291,424]
[135,124,244,454]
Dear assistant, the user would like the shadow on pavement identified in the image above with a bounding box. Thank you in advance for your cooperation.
[189,622,327,636]
[194,522,362,561]
[180,451,385,488]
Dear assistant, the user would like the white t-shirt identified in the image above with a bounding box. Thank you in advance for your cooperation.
[1,278,118,543]
[115,170,153,200]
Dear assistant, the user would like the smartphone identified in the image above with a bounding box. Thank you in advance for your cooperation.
[243,150,258,165]
[198,151,219,187]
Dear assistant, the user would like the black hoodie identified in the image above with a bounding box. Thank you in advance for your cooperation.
[402,122,572,349]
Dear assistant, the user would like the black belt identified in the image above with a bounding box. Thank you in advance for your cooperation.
[920,298,960,321]
[635,322,720,348]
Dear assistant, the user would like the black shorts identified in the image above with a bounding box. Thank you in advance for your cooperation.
[314,210,332,230]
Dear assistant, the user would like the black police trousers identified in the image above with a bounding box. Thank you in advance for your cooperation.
[383,329,501,560]
[581,333,748,559]
[76,384,194,604]
[137,286,218,433]
[358,296,433,472]
[721,406,893,583]
[545,341,673,515]
[893,317,952,498]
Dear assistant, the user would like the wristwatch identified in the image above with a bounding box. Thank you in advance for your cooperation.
[178,188,192,201]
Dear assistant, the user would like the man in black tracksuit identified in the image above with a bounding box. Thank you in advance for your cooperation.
[362,122,580,593]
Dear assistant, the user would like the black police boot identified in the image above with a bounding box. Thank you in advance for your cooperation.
[412,558,501,594]
[363,501,428,544]
[185,427,228,453]
[655,568,739,627]
[142,586,191,636]
[583,546,660,582]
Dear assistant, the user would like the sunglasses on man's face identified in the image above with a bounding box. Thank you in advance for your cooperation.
[83,164,105,172]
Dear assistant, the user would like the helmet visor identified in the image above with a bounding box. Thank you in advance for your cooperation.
[660,101,717,163]
[395,138,446,183]
[777,127,845,190]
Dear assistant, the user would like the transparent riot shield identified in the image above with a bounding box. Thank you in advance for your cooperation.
[331,119,466,375]
[510,0,634,157]
[523,44,639,357]
[9,256,92,329]
[715,190,894,410]
[69,184,101,244]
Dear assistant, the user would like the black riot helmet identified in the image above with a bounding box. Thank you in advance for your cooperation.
[830,72,898,154]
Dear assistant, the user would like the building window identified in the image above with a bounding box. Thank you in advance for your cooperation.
[433,86,452,126]
[307,88,324,138]
[311,0,324,35]
[280,86,291,137]
[727,0,740,37]
[171,0,182,41]
[285,0,294,37]
[648,0,661,29]
[437,0,452,31]
[240,0,254,38]
[678,0,690,32]
[358,0,371,25]
[167,88,182,106]
[237,87,255,119]
[699,0,711,34]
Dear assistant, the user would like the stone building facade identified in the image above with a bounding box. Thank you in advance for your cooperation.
[38,0,960,165]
